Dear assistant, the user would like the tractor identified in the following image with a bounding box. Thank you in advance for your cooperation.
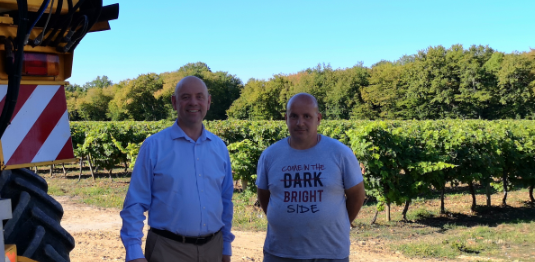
[0,1,119,261]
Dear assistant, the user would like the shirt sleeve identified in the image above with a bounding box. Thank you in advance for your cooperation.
[221,147,235,256]
[120,139,153,261]
[256,151,269,190]
[341,145,364,190]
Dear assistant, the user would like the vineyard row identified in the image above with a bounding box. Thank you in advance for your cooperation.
[69,120,535,219]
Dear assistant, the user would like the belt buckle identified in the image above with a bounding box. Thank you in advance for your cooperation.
[195,237,206,245]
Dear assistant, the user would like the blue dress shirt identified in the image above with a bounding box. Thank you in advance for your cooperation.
[120,122,235,261]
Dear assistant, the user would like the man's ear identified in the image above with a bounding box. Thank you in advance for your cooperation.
[317,112,322,124]
[171,95,177,110]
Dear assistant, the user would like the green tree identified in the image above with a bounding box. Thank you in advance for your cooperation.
[324,64,369,119]
[493,53,535,118]
[82,75,113,89]
[357,61,404,119]
[227,77,287,120]
[77,87,113,121]
[203,72,242,120]
[65,83,84,120]
[402,45,458,119]
[107,73,166,121]
[455,45,496,119]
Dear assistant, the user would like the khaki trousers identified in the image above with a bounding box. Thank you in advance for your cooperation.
[145,230,223,262]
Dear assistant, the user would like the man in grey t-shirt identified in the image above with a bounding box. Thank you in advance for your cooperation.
[256,93,366,262]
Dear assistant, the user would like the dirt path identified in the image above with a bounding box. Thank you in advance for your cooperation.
[57,196,426,262]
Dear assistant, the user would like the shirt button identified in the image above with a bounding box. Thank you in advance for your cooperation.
[203,224,206,226]
[203,207,205,209]
[197,158,199,160]
[199,174,202,176]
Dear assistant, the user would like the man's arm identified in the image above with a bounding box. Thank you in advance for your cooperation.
[257,188,271,215]
[345,181,365,223]
[256,151,270,215]
[221,150,235,258]
[120,141,153,262]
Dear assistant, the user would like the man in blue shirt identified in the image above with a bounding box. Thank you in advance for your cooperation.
[120,76,235,262]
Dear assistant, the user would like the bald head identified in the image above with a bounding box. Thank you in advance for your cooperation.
[285,93,322,149]
[286,93,319,114]
[174,76,209,97]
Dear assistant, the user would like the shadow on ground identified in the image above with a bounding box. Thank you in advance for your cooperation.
[410,203,535,230]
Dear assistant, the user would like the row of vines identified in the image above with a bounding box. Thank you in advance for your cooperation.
[70,120,535,220]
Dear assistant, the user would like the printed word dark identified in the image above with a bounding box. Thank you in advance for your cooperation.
[282,172,323,188]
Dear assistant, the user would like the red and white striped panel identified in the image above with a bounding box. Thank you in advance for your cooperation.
[0,84,74,168]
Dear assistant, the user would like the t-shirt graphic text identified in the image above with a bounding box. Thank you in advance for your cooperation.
[280,163,325,214]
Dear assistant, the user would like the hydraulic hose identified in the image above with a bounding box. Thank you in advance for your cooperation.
[59,14,88,52]
[0,0,29,139]
[51,0,88,47]
[64,0,102,52]
[23,0,49,44]
[40,0,64,46]
[46,0,75,47]
[31,0,55,46]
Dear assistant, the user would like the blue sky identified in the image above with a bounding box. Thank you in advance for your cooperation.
[70,0,535,86]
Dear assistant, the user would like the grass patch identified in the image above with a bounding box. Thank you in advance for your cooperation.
[46,175,130,209]
[47,183,67,196]
[406,207,436,220]
[392,222,535,260]
[232,191,268,231]
[396,241,460,258]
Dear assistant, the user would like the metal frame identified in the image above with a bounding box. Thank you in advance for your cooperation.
[0,198,12,262]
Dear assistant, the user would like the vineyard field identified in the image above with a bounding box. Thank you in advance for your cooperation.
[69,120,535,218]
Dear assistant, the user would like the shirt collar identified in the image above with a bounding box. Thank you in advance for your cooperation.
[171,121,213,142]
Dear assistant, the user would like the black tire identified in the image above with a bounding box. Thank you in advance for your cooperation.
[0,168,74,262]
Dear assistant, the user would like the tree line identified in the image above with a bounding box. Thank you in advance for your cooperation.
[66,62,242,121]
[66,45,535,121]
[229,45,535,120]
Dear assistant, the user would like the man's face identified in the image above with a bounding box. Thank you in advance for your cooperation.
[172,78,211,128]
[285,97,321,143]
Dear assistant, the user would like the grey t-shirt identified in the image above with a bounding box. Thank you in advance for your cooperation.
[256,135,363,259]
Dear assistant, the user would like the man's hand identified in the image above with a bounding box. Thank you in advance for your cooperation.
[223,255,231,262]
[127,259,147,262]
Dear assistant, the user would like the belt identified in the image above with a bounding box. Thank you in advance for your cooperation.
[150,228,220,246]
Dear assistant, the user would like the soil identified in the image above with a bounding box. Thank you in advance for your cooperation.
[56,196,432,262]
